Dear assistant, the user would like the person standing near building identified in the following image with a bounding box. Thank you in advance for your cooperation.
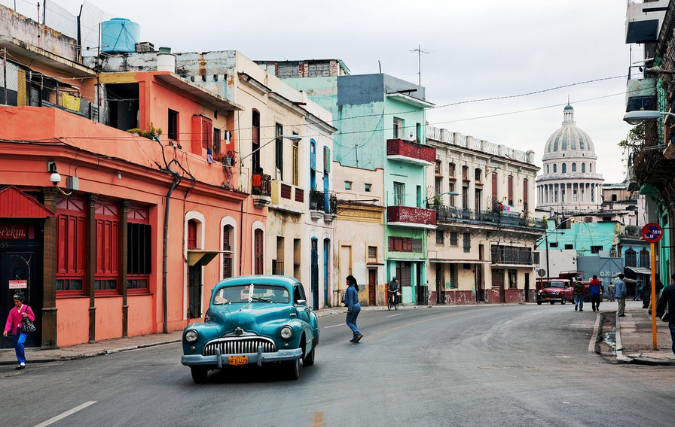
[589,275,603,312]
[574,277,585,311]
[345,275,363,343]
[655,273,675,355]
[616,274,628,317]
[388,276,400,304]
[3,293,36,370]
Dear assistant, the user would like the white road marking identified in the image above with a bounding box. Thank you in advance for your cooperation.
[34,401,97,427]
[324,324,343,329]
[481,333,491,342]
[386,314,402,318]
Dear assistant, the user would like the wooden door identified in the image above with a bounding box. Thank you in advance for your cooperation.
[368,269,376,306]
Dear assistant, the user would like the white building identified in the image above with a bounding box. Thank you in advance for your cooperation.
[536,104,604,214]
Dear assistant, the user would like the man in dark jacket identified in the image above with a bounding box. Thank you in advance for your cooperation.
[574,277,585,312]
[655,273,675,355]
[589,275,603,312]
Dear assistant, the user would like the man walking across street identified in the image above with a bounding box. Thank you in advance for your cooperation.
[574,277,585,311]
[616,274,628,317]
[589,275,603,312]
[655,273,675,355]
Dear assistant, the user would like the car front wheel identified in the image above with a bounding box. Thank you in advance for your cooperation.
[286,358,300,380]
[302,346,315,366]
[191,367,208,384]
[537,301,542,305]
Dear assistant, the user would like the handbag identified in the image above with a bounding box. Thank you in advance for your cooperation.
[21,316,36,334]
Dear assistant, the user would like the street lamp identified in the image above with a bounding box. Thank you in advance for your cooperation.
[537,216,574,280]
[623,110,675,125]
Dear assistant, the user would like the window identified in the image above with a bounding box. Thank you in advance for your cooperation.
[252,110,261,173]
[94,200,120,294]
[168,109,179,141]
[562,163,567,173]
[388,237,423,253]
[345,181,352,190]
[436,231,444,245]
[416,123,422,142]
[463,233,470,253]
[582,163,586,173]
[508,269,517,289]
[565,244,573,250]
[475,169,482,182]
[367,246,377,262]
[572,163,576,172]
[450,232,458,246]
[590,246,603,254]
[590,163,593,172]
[213,128,221,156]
[449,183,456,207]
[448,163,455,177]
[462,166,469,181]
[508,175,513,205]
[393,117,403,139]
[127,204,151,292]
[393,182,405,206]
[625,249,636,267]
[254,229,264,275]
[523,178,529,212]
[275,123,283,180]
[553,164,557,173]
[222,225,234,279]
[278,64,299,79]
[491,173,498,209]
[365,183,372,192]
[640,249,650,268]
[308,62,330,77]
[56,196,86,294]
[435,160,442,175]
[546,165,549,174]
[549,242,558,248]
[292,139,299,186]
[611,194,617,202]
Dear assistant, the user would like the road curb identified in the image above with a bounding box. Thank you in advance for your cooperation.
[614,311,634,363]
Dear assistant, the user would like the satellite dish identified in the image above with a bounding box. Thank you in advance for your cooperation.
[539,269,546,277]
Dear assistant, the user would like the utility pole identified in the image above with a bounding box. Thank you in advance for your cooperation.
[410,45,429,86]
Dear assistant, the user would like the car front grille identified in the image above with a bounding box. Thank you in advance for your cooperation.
[203,337,277,356]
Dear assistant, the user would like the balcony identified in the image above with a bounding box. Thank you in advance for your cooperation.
[626,0,668,44]
[251,173,272,208]
[386,139,435,166]
[270,181,305,214]
[491,245,535,266]
[309,190,338,221]
[432,204,545,230]
[386,205,436,229]
[626,66,657,112]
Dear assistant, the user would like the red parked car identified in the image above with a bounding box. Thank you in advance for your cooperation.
[536,279,572,305]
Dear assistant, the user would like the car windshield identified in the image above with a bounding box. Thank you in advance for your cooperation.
[213,284,290,305]
[547,282,565,288]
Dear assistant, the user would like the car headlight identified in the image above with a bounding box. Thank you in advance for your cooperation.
[185,329,199,343]
[280,326,293,340]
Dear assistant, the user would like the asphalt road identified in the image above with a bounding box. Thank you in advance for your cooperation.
[3,304,675,427]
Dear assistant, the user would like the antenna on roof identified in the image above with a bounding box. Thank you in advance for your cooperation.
[410,45,429,86]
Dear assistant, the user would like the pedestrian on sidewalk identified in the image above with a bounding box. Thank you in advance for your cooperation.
[3,293,36,370]
[608,281,615,302]
[589,275,603,312]
[616,274,628,317]
[345,275,363,343]
[633,281,643,301]
[574,277,585,311]
[648,274,664,315]
[655,273,675,355]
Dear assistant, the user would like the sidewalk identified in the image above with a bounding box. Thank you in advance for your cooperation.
[3,302,674,366]
[614,300,675,365]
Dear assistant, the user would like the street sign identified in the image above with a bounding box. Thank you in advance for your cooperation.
[538,269,546,277]
[641,223,663,243]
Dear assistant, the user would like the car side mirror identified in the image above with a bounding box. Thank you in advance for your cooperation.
[295,299,307,306]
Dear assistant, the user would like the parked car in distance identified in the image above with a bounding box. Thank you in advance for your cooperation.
[181,275,320,383]
[536,279,572,305]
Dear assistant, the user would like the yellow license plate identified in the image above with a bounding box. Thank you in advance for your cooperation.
[545,297,551,300]
[228,356,248,366]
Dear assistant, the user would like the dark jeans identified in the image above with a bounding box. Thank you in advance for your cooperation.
[669,322,675,355]
[591,295,601,311]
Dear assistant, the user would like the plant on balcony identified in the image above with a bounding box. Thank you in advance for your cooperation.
[127,122,162,140]
[309,189,319,210]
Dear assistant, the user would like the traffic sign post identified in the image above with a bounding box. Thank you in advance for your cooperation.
[641,223,663,350]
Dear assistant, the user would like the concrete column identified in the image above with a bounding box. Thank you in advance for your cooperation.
[41,187,58,349]
[120,200,129,338]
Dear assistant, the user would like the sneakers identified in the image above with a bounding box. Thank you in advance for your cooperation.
[579,309,583,312]
[618,314,626,317]
[355,333,364,342]
[15,363,25,370]
[575,305,578,311]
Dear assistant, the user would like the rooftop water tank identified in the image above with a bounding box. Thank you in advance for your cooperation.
[101,18,140,53]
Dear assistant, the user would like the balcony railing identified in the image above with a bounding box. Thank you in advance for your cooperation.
[309,190,338,215]
[386,138,436,165]
[491,246,534,265]
[430,203,545,229]
[387,205,436,227]
[251,173,272,208]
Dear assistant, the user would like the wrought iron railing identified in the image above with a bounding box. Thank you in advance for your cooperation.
[428,203,545,229]
[252,173,272,197]
[309,190,337,215]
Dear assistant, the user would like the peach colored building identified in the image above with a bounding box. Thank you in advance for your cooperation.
[0,7,265,349]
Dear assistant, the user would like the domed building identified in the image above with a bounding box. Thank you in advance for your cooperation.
[536,104,604,213]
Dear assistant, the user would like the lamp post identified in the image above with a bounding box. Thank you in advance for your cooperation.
[537,216,574,280]
[623,110,675,125]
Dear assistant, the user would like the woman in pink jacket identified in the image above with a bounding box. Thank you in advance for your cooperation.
[3,293,36,370]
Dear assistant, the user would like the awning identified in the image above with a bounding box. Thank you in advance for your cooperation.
[0,186,55,218]
[187,250,232,267]
[626,266,651,275]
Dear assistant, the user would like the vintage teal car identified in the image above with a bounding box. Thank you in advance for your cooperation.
[181,275,319,383]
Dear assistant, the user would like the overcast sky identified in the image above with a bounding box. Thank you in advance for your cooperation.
[7,0,637,183]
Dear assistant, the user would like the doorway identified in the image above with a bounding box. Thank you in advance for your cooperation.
[368,269,376,306]
[1,249,42,349]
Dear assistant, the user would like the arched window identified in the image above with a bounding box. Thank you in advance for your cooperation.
[562,163,567,173]
[553,164,557,173]
[582,163,586,173]
[590,163,593,172]
[580,138,584,150]
[546,165,549,174]
[572,163,576,172]
[625,248,636,267]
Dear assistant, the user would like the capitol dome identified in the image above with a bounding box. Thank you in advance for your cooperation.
[536,104,604,212]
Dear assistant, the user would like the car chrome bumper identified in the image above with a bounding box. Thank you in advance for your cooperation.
[182,347,302,368]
